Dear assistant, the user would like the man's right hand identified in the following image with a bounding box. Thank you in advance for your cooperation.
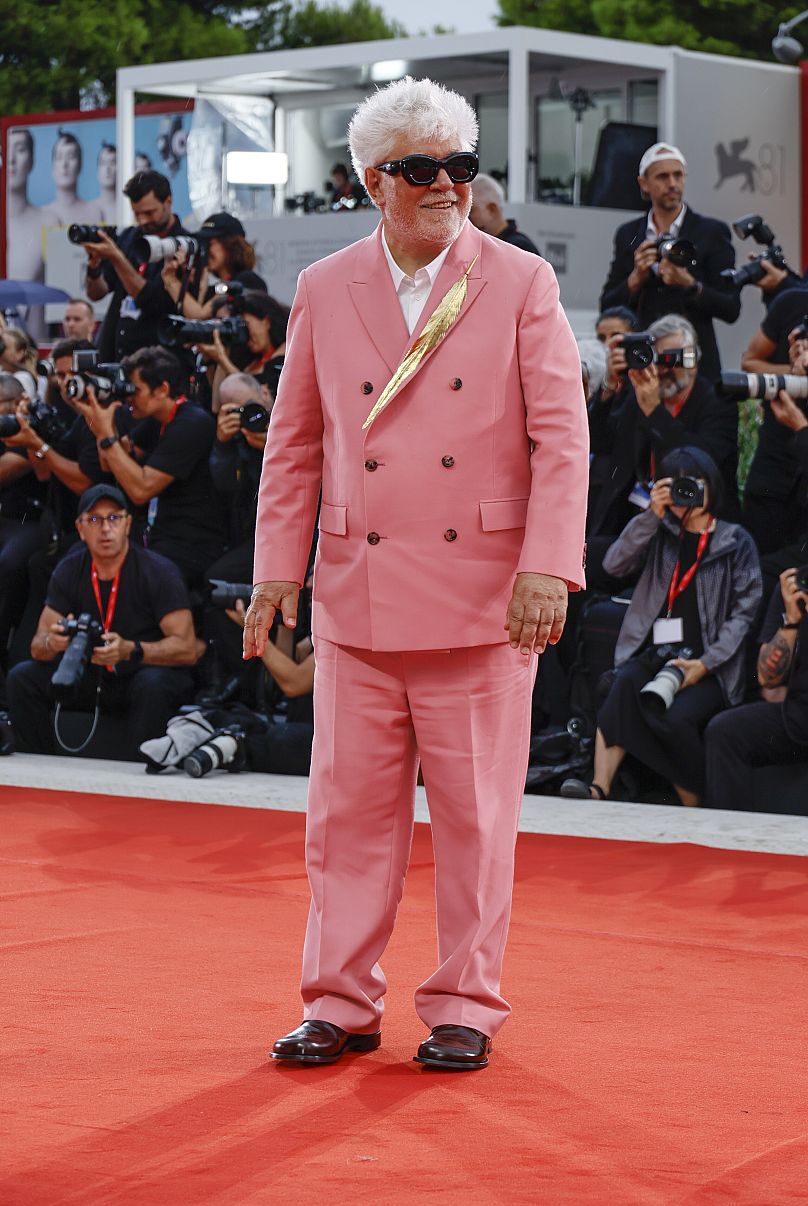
[46,616,73,656]
[216,405,241,443]
[649,477,673,518]
[603,332,628,391]
[243,581,300,659]
[627,239,657,292]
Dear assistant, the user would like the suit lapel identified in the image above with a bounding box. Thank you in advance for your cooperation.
[348,225,409,374]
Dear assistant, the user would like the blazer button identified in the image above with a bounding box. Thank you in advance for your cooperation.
[441,455,455,468]
[450,378,463,391]
[367,531,381,545]
[443,528,458,542]
[361,381,374,395]
[365,459,378,471]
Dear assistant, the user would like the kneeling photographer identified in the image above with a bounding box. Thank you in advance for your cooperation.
[704,566,808,809]
[562,448,761,805]
[6,485,199,760]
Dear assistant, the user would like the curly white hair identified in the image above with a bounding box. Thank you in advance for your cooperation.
[348,76,479,186]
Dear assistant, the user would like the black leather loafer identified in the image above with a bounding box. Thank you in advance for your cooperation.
[271,1020,381,1064]
[413,1025,491,1070]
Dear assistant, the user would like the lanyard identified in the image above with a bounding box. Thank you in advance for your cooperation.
[91,564,120,673]
[159,395,186,437]
[667,527,711,617]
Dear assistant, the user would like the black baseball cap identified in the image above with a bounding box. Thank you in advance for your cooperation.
[199,212,245,239]
[77,484,129,515]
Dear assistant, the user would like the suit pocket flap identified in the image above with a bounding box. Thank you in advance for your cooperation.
[319,502,347,536]
[479,497,529,531]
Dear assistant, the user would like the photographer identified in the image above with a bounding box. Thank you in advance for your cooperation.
[205,290,289,412]
[0,375,48,665]
[595,306,637,344]
[704,568,808,809]
[78,346,224,588]
[200,373,271,700]
[160,212,266,320]
[561,448,761,805]
[82,169,189,361]
[741,290,808,553]
[6,484,199,760]
[600,143,740,382]
[587,315,740,584]
[62,298,97,343]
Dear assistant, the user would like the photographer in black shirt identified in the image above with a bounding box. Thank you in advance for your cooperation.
[204,290,288,412]
[77,347,225,588]
[82,170,189,361]
[6,484,199,760]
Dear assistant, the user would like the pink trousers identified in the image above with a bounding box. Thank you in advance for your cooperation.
[300,638,537,1038]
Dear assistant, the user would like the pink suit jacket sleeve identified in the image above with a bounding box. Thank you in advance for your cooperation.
[253,271,324,586]
[516,264,589,590]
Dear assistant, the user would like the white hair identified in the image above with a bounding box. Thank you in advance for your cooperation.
[348,76,479,188]
[471,172,505,208]
[576,338,607,400]
[648,313,699,350]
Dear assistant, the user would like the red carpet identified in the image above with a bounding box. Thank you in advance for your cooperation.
[2,785,808,1205]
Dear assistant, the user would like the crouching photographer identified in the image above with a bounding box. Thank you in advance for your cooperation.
[561,448,761,805]
[704,567,808,809]
[6,485,199,760]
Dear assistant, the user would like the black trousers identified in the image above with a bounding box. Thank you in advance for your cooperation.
[704,701,808,810]
[599,656,725,793]
[0,518,47,665]
[201,541,262,699]
[7,659,194,760]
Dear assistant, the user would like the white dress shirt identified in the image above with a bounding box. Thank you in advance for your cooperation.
[381,226,453,335]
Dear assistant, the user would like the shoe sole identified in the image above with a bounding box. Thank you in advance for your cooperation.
[271,1033,381,1064]
[412,1055,489,1070]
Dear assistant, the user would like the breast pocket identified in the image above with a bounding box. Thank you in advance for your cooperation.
[319,502,347,536]
[479,497,529,531]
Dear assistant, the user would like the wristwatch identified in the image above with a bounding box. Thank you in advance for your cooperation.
[781,613,801,630]
[130,639,144,663]
[34,443,50,460]
[99,434,120,450]
[86,264,103,280]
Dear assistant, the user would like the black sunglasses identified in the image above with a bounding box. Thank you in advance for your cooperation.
[373,152,479,186]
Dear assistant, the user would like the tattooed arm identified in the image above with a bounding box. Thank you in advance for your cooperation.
[757,567,807,688]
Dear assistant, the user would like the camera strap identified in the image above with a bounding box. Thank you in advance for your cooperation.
[91,563,120,673]
[666,526,712,617]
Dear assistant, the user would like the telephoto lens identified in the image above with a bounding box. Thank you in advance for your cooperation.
[208,580,253,609]
[719,372,808,402]
[639,663,686,713]
[183,731,244,778]
[67,224,117,244]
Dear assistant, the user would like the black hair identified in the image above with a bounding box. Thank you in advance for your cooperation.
[121,346,183,395]
[240,290,290,348]
[596,305,639,331]
[123,169,171,204]
[51,337,95,363]
[657,445,725,516]
[53,129,82,170]
[331,162,349,179]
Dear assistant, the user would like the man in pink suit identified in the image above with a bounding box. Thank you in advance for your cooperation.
[244,77,589,1070]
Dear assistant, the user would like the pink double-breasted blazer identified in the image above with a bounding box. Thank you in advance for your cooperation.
[254,220,589,651]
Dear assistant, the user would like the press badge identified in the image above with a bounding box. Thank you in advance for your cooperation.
[628,481,651,510]
[653,617,684,645]
[120,296,141,321]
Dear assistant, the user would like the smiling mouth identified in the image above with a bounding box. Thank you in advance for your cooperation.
[421,200,456,210]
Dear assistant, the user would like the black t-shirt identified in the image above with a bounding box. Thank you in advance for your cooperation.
[131,402,224,549]
[46,542,191,677]
[655,528,705,657]
[97,216,188,360]
[0,446,46,521]
[760,287,808,364]
[747,288,808,501]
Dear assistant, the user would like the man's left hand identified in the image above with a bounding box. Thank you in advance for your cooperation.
[505,572,567,656]
[771,389,808,432]
[659,260,695,290]
[91,632,133,667]
[670,658,707,689]
[628,364,661,415]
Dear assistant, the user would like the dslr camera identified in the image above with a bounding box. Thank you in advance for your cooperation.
[668,476,705,508]
[639,644,694,713]
[67,350,136,407]
[793,566,808,592]
[158,314,249,349]
[0,395,71,443]
[50,614,105,701]
[183,725,247,778]
[655,234,698,271]
[134,233,201,265]
[619,332,699,372]
[721,214,791,290]
[208,580,254,609]
[68,224,117,244]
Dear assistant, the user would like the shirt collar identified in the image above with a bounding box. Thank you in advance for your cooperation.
[381,225,453,290]
[646,203,687,238]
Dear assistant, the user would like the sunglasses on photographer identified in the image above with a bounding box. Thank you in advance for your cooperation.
[373,152,479,187]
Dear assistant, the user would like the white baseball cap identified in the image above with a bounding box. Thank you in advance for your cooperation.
[638,142,687,177]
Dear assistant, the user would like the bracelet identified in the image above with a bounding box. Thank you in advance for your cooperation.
[34,442,51,460]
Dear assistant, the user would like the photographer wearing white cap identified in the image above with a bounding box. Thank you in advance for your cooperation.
[600,143,740,382]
